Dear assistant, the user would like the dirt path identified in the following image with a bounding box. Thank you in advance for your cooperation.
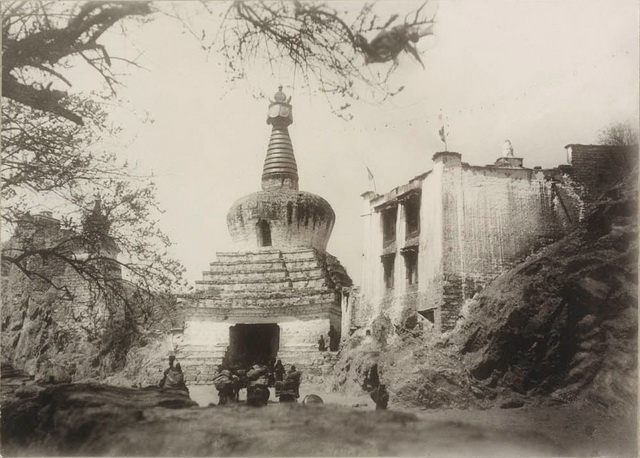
[3,376,636,457]
[411,405,637,457]
[189,382,636,456]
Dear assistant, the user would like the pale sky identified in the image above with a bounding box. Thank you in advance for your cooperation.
[62,0,640,285]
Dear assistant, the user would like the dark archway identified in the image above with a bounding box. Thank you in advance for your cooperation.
[228,324,279,366]
[257,219,272,247]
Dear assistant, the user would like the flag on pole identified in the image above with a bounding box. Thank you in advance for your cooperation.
[366,165,377,193]
[438,125,446,144]
[438,110,448,151]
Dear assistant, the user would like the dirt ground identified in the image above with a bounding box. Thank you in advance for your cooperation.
[187,383,636,457]
[2,374,636,457]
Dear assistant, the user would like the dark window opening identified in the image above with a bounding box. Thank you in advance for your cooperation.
[382,206,398,246]
[418,309,435,324]
[382,254,395,289]
[403,249,419,285]
[257,219,272,247]
[286,202,293,225]
[405,194,421,239]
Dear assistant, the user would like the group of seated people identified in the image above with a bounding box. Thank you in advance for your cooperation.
[212,359,302,406]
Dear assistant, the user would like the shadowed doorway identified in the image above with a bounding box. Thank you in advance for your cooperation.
[228,324,280,366]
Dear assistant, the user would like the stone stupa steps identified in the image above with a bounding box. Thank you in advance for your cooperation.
[195,278,328,292]
[205,262,321,276]
[200,268,325,284]
[194,248,335,294]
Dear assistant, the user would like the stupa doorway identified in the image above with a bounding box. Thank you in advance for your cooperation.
[228,323,280,365]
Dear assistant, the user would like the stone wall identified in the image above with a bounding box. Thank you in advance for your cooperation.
[438,155,580,330]
[566,144,638,202]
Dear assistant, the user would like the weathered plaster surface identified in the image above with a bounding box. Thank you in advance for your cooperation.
[359,150,585,333]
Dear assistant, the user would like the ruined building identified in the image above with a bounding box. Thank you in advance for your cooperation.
[353,143,637,333]
[177,88,352,384]
[1,201,122,379]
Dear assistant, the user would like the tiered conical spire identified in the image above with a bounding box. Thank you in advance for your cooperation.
[262,86,298,191]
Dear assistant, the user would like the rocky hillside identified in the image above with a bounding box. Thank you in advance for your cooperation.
[451,169,637,413]
[334,168,637,415]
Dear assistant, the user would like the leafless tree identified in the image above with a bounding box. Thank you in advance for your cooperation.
[598,121,639,146]
[210,1,436,114]
[2,1,153,125]
[3,1,437,124]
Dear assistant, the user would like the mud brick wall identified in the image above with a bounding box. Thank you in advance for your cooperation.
[438,159,580,331]
[568,144,638,202]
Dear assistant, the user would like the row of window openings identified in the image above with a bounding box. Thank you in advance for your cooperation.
[382,251,418,289]
[382,194,421,246]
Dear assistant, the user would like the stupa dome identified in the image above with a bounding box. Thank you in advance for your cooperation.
[227,87,335,252]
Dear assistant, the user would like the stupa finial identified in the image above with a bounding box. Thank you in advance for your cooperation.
[263,86,298,190]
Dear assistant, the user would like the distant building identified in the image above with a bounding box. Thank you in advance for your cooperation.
[356,147,588,333]
[564,144,638,202]
[1,201,122,378]
[177,88,351,384]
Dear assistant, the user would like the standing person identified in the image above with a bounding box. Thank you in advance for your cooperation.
[274,360,285,397]
[370,384,389,410]
[318,335,327,352]
[274,360,285,381]
[267,358,276,387]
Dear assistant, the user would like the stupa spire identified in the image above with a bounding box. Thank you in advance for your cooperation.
[262,86,298,191]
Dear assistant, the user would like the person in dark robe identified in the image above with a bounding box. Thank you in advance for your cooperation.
[161,360,189,393]
[318,335,327,352]
[158,355,176,388]
[370,384,389,410]
[267,358,276,387]
[274,360,285,397]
